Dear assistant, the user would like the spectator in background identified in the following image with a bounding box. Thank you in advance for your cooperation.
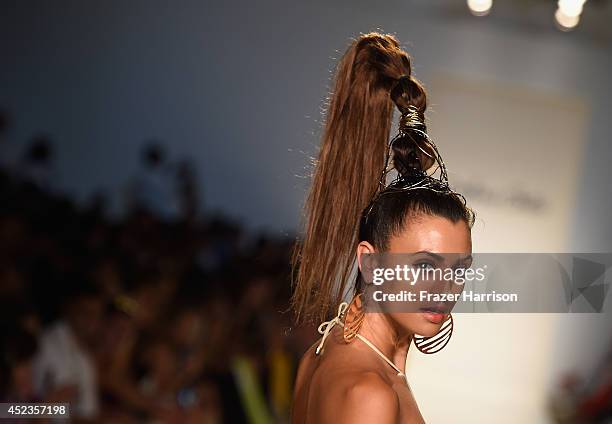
[127,141,181,222]
[177,158,200,223]
[0,328,39,404]
[19,134,57,192]
[0,108,14,177]
[32,281,104,421]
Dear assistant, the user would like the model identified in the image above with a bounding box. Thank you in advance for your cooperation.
[290,32,475,423]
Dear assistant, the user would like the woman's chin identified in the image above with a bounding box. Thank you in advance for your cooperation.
[413,313,446,337]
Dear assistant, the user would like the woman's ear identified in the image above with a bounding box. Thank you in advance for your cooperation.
[357,241,376,284]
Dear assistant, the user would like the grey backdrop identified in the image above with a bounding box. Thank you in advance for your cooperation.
[1,0,610,251]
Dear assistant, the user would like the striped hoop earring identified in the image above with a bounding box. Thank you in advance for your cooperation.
[342,293,365,343]
[413,313,454,354]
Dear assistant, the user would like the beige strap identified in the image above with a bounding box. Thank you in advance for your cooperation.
[354,333,405,378]
[315,302,348,355]
[315,302,408,384]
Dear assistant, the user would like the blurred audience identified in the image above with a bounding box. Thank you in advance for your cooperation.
[0,119,318,423]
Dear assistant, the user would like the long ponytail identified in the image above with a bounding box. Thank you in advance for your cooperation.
[291,32,427,324]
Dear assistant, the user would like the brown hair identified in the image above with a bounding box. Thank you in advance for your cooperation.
[293,30,477,327]
[291,32,432,324]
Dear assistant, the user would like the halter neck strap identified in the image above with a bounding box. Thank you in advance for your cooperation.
[315,301,409,384]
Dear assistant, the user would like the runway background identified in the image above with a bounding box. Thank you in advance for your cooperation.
[1,0,611,423]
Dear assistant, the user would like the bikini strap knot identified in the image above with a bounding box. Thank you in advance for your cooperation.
[315,302,348,355]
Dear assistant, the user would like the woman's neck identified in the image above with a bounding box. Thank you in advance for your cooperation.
[357,312,413,374]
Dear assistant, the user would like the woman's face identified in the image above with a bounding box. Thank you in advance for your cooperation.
[357,214,472,338]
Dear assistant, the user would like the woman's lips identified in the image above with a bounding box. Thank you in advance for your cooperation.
[419,306,447,324]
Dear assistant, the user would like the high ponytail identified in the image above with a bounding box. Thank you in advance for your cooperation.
[291,32,427,324]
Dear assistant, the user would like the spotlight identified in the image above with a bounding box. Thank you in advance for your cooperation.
[467,0,493,17]
[555,8,580,31]
[557,0,586,17]
[554,0,587,31]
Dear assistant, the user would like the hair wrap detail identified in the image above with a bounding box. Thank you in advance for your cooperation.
[361,100,467,223]
[399,104,426,133]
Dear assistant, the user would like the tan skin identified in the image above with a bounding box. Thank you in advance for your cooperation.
[291,214,472,424]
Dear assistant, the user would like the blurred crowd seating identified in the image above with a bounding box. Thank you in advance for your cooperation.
[0,116,317,423]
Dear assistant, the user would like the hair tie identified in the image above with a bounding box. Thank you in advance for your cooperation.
[399,105,426,132]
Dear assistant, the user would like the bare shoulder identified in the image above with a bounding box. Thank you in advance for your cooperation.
[321,370,399,424]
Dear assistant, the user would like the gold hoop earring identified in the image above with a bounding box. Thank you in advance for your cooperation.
[413,313,454,354]
[342,293,365,343]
